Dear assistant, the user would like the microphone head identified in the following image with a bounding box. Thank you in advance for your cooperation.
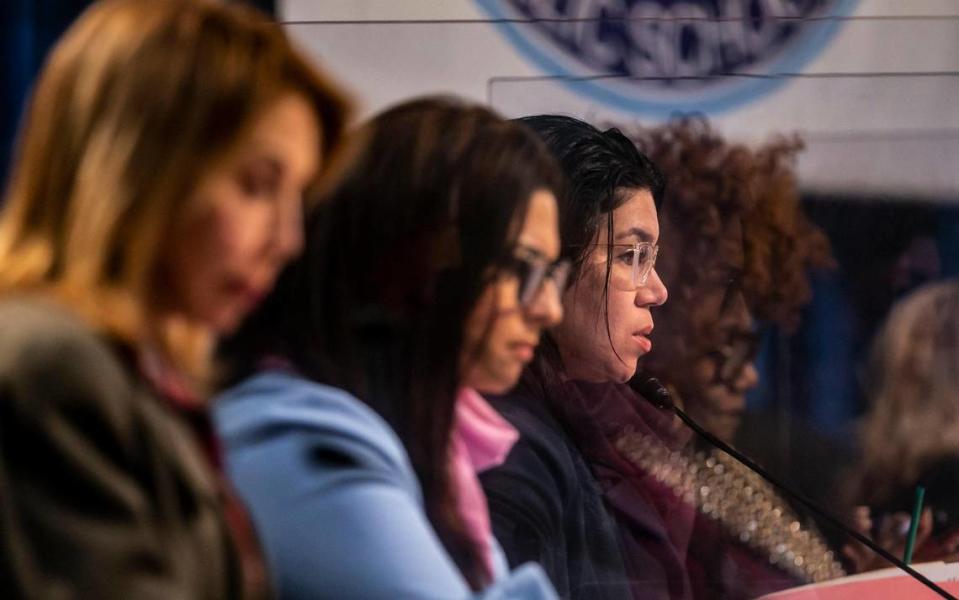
[630,374,674,411]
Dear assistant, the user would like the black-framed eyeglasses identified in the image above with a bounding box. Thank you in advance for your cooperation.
[708,330,761,386]
[502,250,571,308]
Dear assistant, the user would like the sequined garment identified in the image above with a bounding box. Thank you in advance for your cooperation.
[615,426,846,584]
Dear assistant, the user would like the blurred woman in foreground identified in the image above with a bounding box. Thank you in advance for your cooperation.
[0,0,351,596]
[216,97,567,598]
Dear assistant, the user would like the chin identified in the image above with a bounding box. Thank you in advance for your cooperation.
[472,366,522,395]
[470,377,508,395]
[609,359,639,384]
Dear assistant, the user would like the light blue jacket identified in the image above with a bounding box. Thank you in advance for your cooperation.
[213,370,557,599]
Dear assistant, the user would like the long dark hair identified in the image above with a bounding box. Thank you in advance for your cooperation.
[221,96,563,588]
[515,115,664,397]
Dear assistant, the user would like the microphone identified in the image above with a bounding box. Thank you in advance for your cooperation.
[630,374,957,600]
[631,374,674,410]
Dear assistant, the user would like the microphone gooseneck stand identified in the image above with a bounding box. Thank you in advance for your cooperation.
[632,375,957,600]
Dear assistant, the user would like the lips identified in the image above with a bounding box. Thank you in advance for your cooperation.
[225,277,270,312]
[632,333,652,353]
[632,324,654,353]
[509,340,538,363]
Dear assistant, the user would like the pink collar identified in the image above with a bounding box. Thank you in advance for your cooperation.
[453,387,519,472]
[448,387,519,580]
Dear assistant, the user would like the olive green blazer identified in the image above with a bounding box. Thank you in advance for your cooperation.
[0,298,243,599]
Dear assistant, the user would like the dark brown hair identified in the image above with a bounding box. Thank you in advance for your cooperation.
[221,96,563,588]
[634,117,833,382]
[516,114,665,386]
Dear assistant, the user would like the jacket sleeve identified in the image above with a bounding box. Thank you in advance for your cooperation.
[218,378,557,600]
[235,433,473,599]
[480,433,571,598]
[0,325,194,599]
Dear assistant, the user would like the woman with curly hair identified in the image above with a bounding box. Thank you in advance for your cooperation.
[637,117,833,444]
[619,117,840,599]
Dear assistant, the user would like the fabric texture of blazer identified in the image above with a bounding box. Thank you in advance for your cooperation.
[214,369,557,600]
[0,297,243,599]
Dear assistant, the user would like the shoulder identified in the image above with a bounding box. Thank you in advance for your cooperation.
[0,296,134,417]
[482,392,585,506]
[214,370,413,483]
[0,296,121,366]
[488,393,580,478]
[491,393,570,454]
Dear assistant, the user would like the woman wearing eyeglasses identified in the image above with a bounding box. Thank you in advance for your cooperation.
[478,115,671,600]
[213,97,567,598]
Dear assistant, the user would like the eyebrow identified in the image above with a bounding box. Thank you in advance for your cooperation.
[250,153,316,191]
[615,227,656,243]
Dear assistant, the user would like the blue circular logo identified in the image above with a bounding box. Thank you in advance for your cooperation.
[477,0,858,116]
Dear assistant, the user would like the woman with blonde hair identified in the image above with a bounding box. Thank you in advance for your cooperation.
[0,0,352,597]
[850,280,959,567]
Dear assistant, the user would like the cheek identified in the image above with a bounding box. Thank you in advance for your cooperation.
[481,311,528,385]
[463,286,498,354]
[178,214,240,290]
[561,278,606,341]
[605,292,632,338]
[601,290,639,354]
[462,279,532,392]
[161,205,265,328]
[462,322,522,393]
[691,358,715,387]
[203,203,271,266]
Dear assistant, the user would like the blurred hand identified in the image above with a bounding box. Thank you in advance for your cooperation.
[842,507,959,572]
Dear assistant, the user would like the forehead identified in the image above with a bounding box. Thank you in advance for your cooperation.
[599,188,659,244]
[694,216,746,278]
[517,189,560,259]
[242,93,320,180]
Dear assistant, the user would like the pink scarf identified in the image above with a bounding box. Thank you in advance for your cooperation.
[449,387,519,578]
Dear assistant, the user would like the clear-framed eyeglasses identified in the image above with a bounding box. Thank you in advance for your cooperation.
[503,250,572,308]
[609,242,660,290]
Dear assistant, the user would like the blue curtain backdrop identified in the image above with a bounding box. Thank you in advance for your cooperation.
[1,0,93,186]
[0,0,275,187]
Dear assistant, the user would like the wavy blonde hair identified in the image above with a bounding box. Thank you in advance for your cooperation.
[0,0,353,381]
[856,281,959,503]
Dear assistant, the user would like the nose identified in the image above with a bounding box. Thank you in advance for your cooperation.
[636,269,668,307]
[525,278,564,327]
[733,361,760,393]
